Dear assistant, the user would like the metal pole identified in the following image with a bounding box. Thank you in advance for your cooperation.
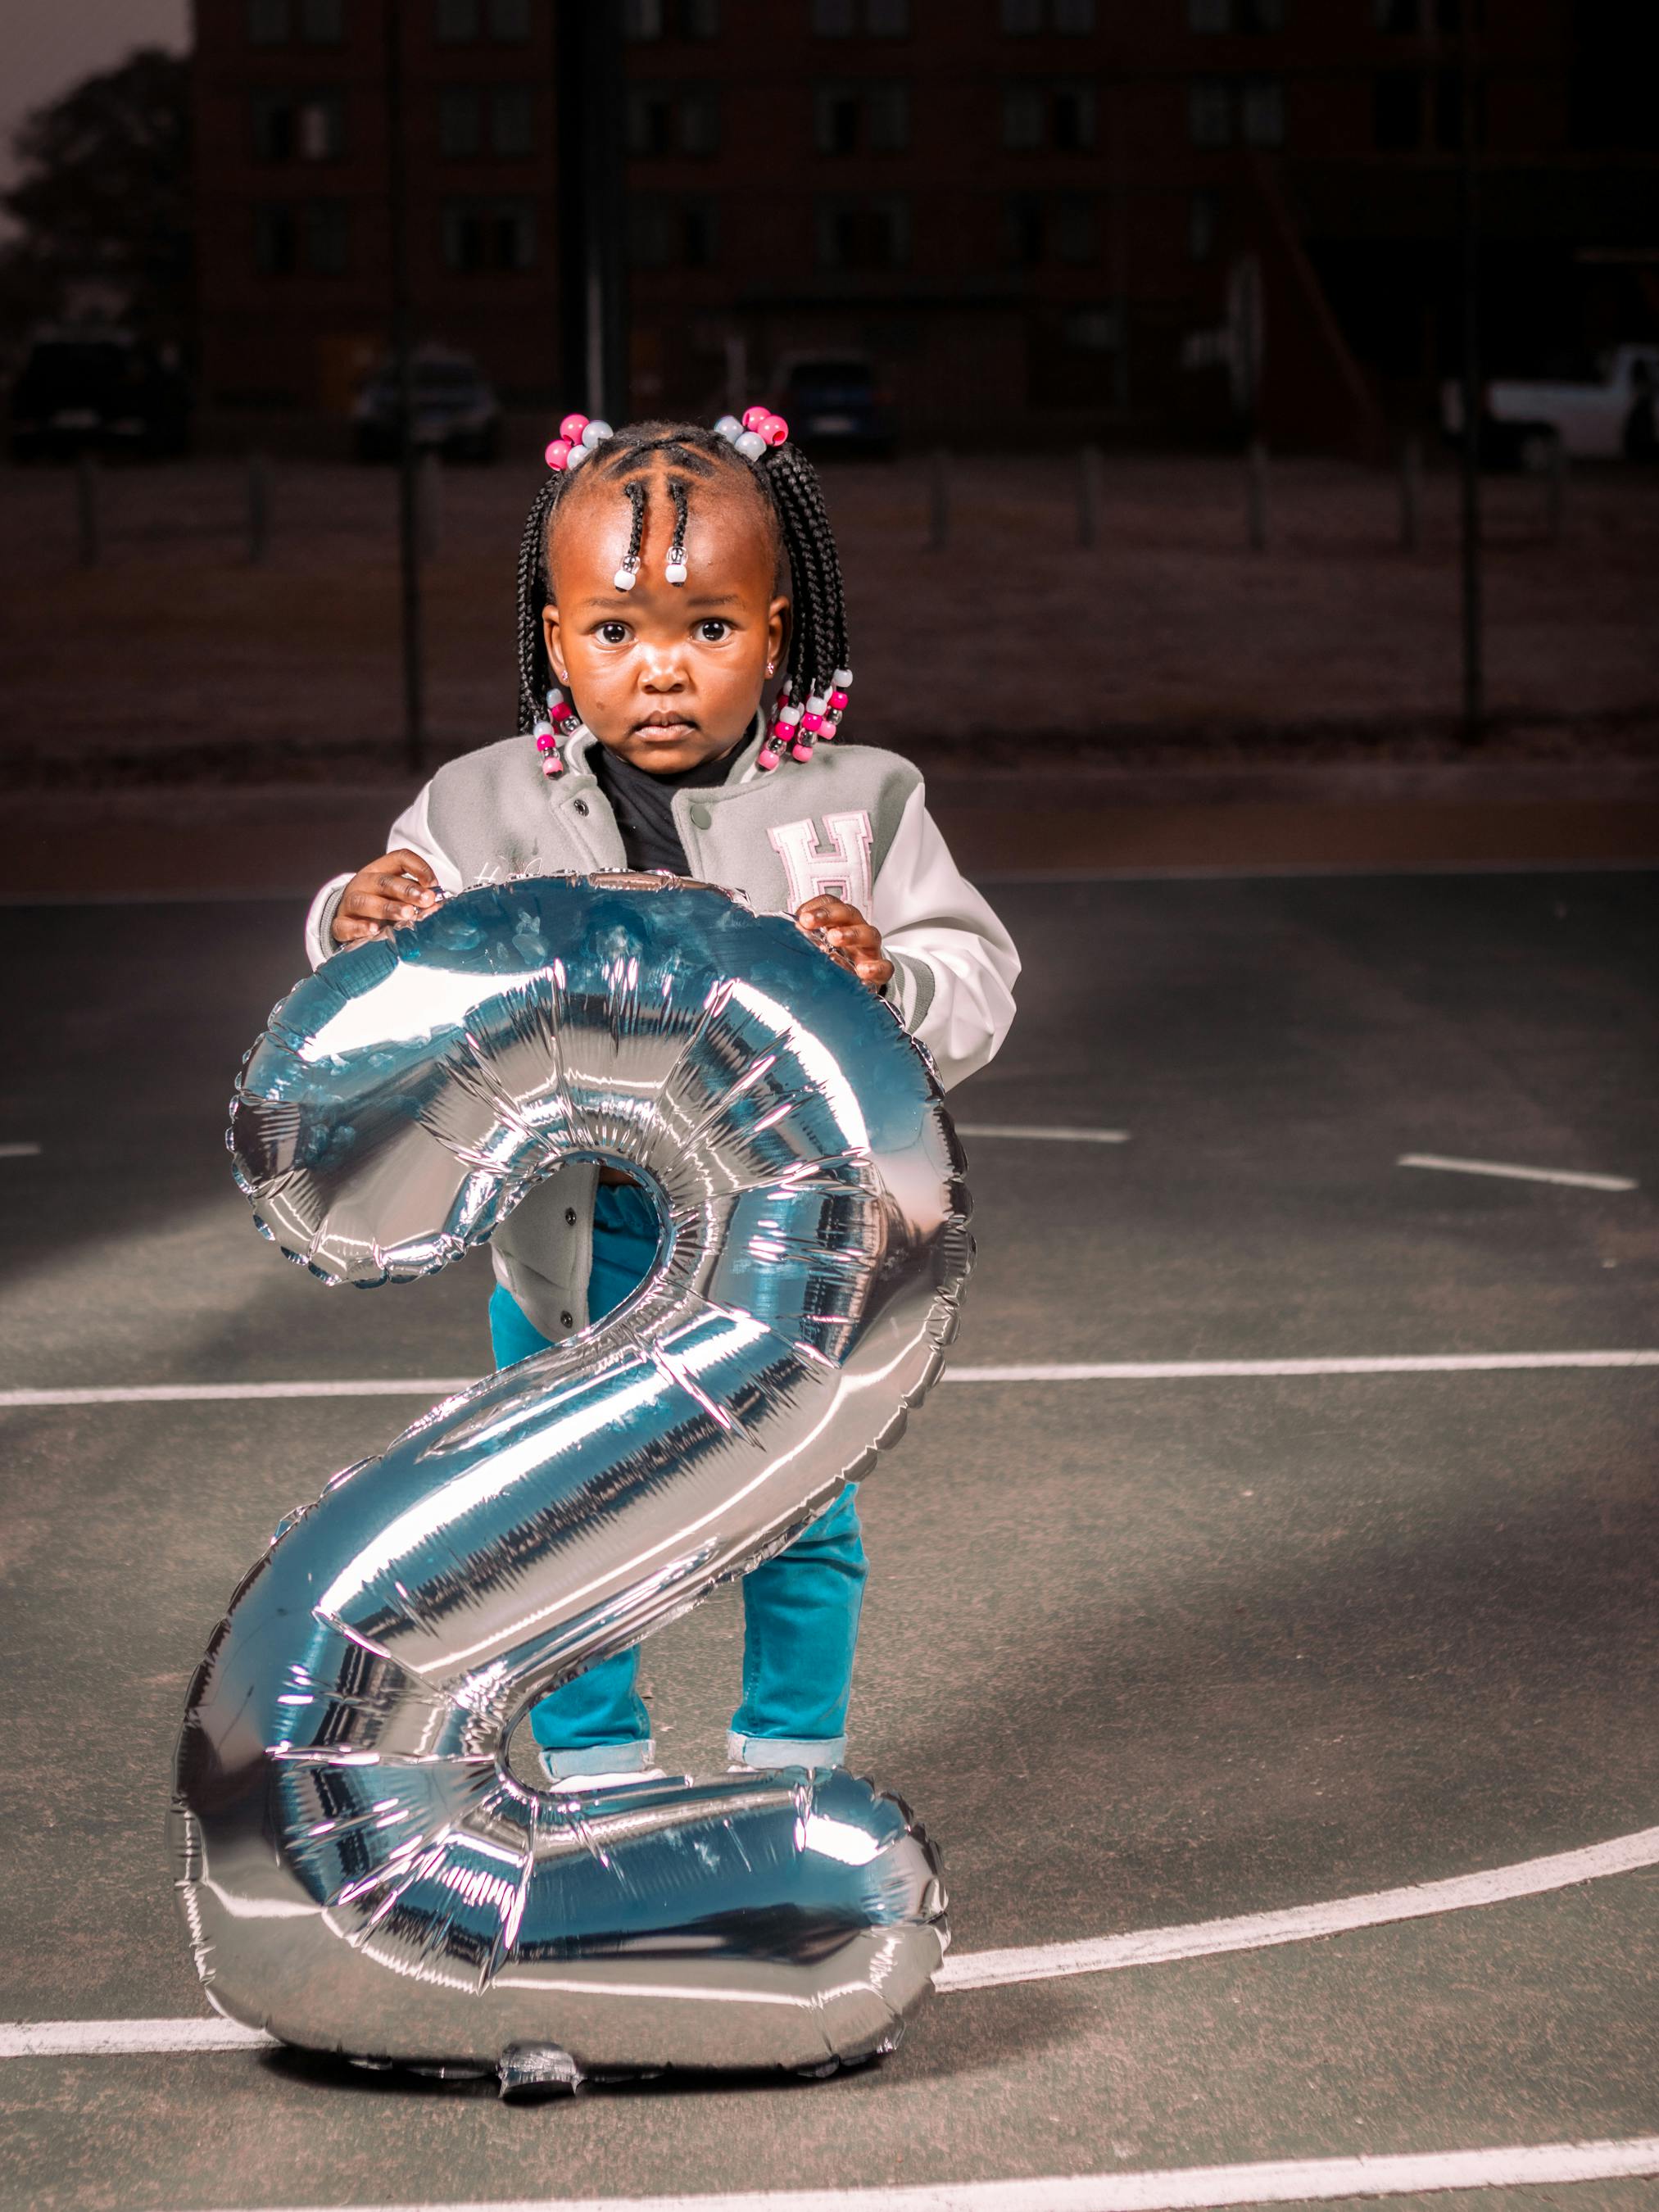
[927,448,950,551]
[247,450,270,565]
[1399,433,1421,552]
[556,1,628,423]
[419,450,442,563]
[75,452,99,567]
[1078,443,1103,548]
[386,0,424,774]
[1457,10,1483,739]
[1544,433,1566,542]
[1246,438,1267,552]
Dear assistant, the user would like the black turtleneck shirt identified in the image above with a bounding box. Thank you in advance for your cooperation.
[587,739,742,876]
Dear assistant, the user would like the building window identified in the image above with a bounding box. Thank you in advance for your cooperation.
[812,0,904,31]
[814,81,909,154]
[435,0,480,41]
[1189,78,1234,145]
[1189,186,1217,261]
[438,87,483,157]
[253,200,348,273]
[248,0,291,41]
[252,89,345,162]
[1052,79,1095,148]
[1054,193,1097,262]
[300,0,345,40]
[253,202,297,273]
[1191,0,1282,25]
[627,193,718,266]
[1434,66,1482,148]
[1375,0,1420,25]
[815,193,910,270]
[682,0,722,31]
[868,0,909,34]
[1053,0,1096,28]
[680,87,721,153]
[442,197,537,270]
[1002,84,1045,150]
[624,0,664,35]
[1240,76,1285,145]
[492,86,535,155]
[1003,192,1044,265]
[1001,0,1043,28]
[627,87,673,156]
[489,0,532,35]
[1063,304,1122,351]
[812,0,856,31]
[1373,68,1422,147]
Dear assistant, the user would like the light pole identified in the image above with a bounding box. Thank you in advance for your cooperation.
[1457,7,1483,740]
[386,0,424,775]
[555,1,628,423]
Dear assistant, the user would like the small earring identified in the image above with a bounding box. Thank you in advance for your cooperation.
[765,660,776,675]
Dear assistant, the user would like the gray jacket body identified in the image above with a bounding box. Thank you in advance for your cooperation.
[306,720,1019,1344]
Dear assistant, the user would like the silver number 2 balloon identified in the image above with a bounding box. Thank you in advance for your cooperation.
[170,876,969,2091]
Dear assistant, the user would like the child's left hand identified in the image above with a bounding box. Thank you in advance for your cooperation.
[795,895,893,993]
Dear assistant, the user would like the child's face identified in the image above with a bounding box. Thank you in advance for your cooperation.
[543,469,786,775]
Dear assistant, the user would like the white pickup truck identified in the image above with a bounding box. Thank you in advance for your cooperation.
[1442,344,1659,467]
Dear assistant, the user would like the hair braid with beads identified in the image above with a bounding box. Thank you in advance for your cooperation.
[514,420,850,746]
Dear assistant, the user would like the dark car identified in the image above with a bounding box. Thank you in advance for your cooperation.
[353,347,503,462]
[767,353,895,457]
[9,329,191,461]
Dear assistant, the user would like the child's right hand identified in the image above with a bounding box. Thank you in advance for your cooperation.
[331,850,442,945]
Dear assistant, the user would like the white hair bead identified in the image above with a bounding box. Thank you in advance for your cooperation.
[832,667,854,688]
[582,419,613,448]
[566,441,590,469]
[733,429,767,460]
[665,560,688,585]
[806,694,828,714]
[713,415,742,441]
[613,564,637,591]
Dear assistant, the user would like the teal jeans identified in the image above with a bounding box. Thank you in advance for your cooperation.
[490,1182,867,1778]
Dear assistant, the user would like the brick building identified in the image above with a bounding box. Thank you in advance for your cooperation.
[192,0,1655,451]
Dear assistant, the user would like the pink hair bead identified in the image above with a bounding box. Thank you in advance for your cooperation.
[829,688,849,710]
[757,743,782,772]
[741,405,770,431]
[548,700,573,723]
[790,738,814,764]
[800,710,824,734]
[559,412,589,444]
[759,414,789,446]
[543,437,572,469]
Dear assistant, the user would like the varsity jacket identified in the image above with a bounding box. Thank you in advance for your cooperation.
[304,718,1019,1344]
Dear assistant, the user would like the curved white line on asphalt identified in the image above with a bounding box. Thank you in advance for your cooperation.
[1398,1153,1638,1193]
[936,1823,1659,1991]
[954,1125,1131,1145]
[4,1352,1658,1407]
[104,2135,1659,2210]
[7,1822,1657,2059]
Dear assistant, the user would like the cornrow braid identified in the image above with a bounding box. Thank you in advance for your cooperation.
[513,417,853,759]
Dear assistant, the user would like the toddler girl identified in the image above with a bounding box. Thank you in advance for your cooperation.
[306,410,1018,1794]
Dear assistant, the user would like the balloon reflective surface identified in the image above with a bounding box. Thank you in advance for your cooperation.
[171,875,969,2085]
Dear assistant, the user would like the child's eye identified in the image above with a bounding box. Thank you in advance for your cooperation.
[694,619,732,643]
[596,621,630,645]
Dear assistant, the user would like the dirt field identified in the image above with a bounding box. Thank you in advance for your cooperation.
[4,444,1655,786]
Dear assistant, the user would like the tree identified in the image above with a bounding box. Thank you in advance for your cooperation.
[0,48,193,355]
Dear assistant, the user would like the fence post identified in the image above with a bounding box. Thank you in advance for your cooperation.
[1078,442,1103,548]
[1544,433,1566,542]
[247,451,270,565]
[1398,433,1421,551]
[1246,438,1267,551]
[418,450,442,563]
[926,446,950,551]
[75,453,99,568]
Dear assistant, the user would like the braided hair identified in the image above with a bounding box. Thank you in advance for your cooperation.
[514,419,850,745]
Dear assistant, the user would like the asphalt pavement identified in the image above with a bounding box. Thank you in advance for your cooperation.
[1,870,1656,2212]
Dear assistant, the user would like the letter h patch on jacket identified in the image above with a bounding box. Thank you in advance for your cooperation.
[768,811,874,916]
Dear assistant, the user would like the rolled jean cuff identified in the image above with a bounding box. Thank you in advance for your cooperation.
[540,1737,656,1783]
[728,1729,845,1772]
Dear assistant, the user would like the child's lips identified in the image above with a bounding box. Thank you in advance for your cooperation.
[633,716,696,739]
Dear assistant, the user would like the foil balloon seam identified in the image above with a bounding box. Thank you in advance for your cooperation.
[174,875,969,2087]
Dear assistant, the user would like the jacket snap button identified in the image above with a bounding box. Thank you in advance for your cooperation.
[573,799,589,816]
[560,1310,574,1329]
[690,802,712,831]
[564,1207,577,1226]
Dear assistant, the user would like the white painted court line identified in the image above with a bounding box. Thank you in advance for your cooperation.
[936,1822,1659,1992]
[955,1124,1131,1145]
[0,1141,42,1159]
[9,1819,1657,2060]
[1399,1152,1638,1193]
[105,2135,1659,2210]
[6,1351,1658,1410]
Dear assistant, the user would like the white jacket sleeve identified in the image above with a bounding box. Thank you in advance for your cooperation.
[301,782,464,971]
[868,782,1019,1090]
